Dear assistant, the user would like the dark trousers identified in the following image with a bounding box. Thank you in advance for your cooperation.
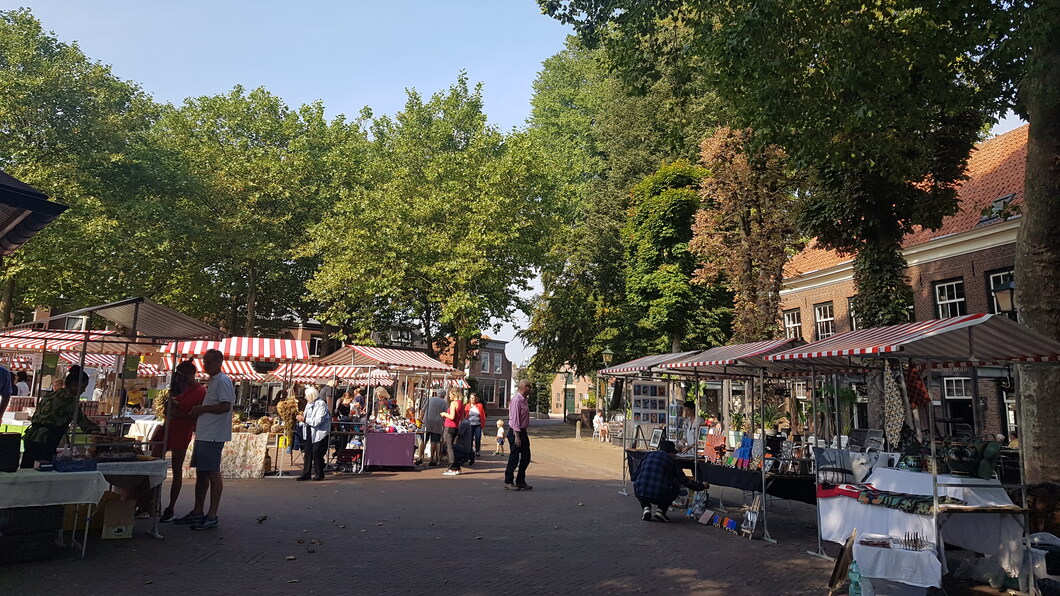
[504,429,531,485]
[471,425,482,454]
[637,496,675,510]
[442,426,457,464]
[20,425,66,468]
[449,446,472,471]
[301,437,328,479]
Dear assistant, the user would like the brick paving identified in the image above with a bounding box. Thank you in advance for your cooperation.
[2,421,986,594]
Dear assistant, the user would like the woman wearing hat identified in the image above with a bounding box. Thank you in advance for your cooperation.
[631,439,705,522]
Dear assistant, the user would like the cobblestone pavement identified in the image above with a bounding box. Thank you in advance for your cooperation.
[3,421,985,595]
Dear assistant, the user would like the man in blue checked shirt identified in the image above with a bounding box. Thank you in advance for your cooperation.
[632,439,706,522]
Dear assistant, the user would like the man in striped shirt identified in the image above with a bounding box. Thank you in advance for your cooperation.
[504,379,533,491]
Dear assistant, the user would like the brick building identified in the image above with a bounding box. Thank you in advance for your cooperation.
[779,125,1027,438]
[549,367,595,418]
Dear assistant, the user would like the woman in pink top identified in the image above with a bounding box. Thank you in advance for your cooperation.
[160,360,206,522]
[440,387,464,467]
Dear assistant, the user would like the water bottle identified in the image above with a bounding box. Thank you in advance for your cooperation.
[848,561,862,596]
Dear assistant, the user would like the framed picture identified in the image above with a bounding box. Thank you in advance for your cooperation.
[649,428,664,449]
[634,412,641,422]
[658,413,666,425]
[634,385,642,396]
[650,413,658,424]
[650,385,658,397]
[659,386,667,397]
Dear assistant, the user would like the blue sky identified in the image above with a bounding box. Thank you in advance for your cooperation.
[5,2,1027,367]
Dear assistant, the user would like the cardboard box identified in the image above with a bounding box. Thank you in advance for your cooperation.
[101,499,135,540]
[63,490,120,531]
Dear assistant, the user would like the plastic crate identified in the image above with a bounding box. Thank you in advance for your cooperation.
[52,459,98,473]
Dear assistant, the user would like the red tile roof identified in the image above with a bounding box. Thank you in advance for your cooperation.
[784,125,1028,277]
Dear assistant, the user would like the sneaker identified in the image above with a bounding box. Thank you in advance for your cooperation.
[159,508,174,523]
[652,510,671,523]
[442,469,461,476]
[172,512,204,525]
[504,482,518,490]
[190,516,219,530]
[642,507,652,521]
[515,483,533,491]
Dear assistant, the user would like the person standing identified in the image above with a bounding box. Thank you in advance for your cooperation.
[0,364,12,419]
[296,384,331,481]
[14,371,30,396]
[159,360,206,522]
[418,391,447,466]
[504,380,533,491]
[175,349,234,531]
[464,393,487,461]
[318,377,338,413]
[440,387,464,467]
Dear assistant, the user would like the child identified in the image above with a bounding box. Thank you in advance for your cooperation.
[493,419,506,455]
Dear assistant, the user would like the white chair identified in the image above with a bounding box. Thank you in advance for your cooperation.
[591,426,601,441]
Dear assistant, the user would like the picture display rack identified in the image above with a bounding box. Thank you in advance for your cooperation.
[630,381,669,445]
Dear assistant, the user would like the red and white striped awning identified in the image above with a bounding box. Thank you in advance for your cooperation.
[316,345,455,373]
[660,338,802,374]
[138,362,163,377]
[268,363,335,384]
[430,377,469,388]
[191,359,263,381]
[766,313,1060,367]
[598,351,703,376]
[60,352,118,368]
[0,356,33,371]
[0,329,155,354]
[161,336,309,362]
[348,369,396,386]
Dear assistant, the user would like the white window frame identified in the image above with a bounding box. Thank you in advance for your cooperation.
[934,279,967,318]
[783,309,803,340]
[943,377,972,399]
[309,336,323,357]
[848,297,859,331]
[792,381,807,399]
[987,269,1014,314]
[480,352,490,373]
[813,302,835,340]
[494,352,503,374]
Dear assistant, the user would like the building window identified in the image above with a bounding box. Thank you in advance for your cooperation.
[942,376,973,426]
[986,269,1014,314]
[813,302,835,340]
[494,352,503,374]
[783,309,802,340]
[389,328,413,345]
[309,336,323,357]
[496,384,506,407]
[934,279,967,318]
[848,297,859,331]
[480,352,490,373]
[480,380,495,403]
[792,381,807,399]
[943,377,972,399]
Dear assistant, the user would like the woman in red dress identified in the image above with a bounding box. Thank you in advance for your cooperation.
[160,360,206,522]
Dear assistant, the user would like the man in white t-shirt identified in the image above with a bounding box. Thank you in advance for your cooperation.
[173,349,234,530]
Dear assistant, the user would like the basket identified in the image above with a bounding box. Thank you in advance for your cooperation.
[52,459,98,473]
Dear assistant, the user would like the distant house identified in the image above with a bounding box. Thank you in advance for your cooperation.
[779,125,1027,438]
[549,366,595,417]
[434,336,513,411]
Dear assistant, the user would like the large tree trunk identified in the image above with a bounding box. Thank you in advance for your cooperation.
[245,262,256,335]
[0,273,13,327]
[852,239,913,328]
[1014,4,1060,485]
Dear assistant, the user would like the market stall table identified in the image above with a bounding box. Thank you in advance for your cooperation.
[820,467,1024,578]
[626,451,816,505]
[853,534,941,592]
[182,432,270,479]
[0,469,108,559]
[363,433,415,468]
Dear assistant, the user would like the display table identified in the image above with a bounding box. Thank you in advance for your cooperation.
[125,419,163,442]
[364,433,415,468]
[98,459,169,489]
[0,469,108,509]
[853,534,941,589]
[626,451,817,505]
[820,468,1024,579]
[181,432,270,479]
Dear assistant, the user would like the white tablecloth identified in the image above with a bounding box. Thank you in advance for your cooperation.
[821,468,1023,576]
[125,419,163,442]
[97,459,169,488]
[0,469,108,508]
[854,535,942,588]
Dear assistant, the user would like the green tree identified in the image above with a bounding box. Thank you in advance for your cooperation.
[305,74,561,367]
[151,88,366,333]
[693,128,800,342]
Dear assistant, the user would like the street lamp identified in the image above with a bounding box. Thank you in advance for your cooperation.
[992,280,1016,319]
[601,347,614,365]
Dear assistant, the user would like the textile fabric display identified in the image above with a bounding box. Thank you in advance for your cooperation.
[882,360,904,449]
[816,482,967,515]
[905,363,931,408]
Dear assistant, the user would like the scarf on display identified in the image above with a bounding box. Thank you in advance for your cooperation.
[816,483,967,515]
[883,360,905,449]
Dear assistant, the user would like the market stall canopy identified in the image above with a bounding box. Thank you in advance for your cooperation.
[0,170,68,256]
[162,336,309,362]
[659,338,804,376]
[0,355,32,371]
[349,369,397,386]
[598,350,703,376]
[268,362,335,384]
[316,345,455,373]
[765,313,1060,367]
[189,359,263,381]
[0,329,156,355]
[56,352,162,376]
[41,297,223,342]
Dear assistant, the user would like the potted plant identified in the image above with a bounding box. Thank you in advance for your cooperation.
[580,395,597,429]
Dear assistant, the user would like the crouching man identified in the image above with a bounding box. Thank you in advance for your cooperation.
[632,439,706,522]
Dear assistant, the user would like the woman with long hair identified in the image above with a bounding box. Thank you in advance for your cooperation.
[160,360,206,522]
[439,387,465,467]
[464,393,487,460]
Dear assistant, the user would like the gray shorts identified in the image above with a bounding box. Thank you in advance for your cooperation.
[191,440,224,471]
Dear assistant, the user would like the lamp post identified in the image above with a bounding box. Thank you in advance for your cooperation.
[992,280,1017,320]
